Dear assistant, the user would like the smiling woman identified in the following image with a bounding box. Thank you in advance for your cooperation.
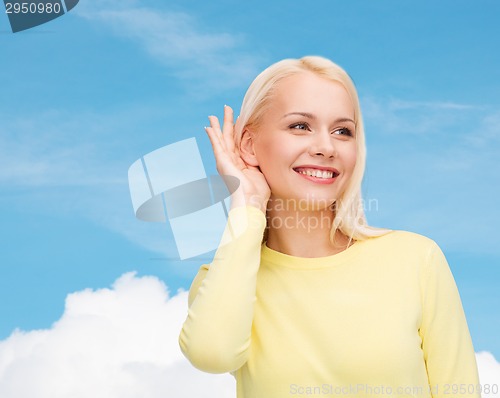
[178,56,481,398]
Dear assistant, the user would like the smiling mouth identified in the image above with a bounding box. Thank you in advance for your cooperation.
[293,167,339,179]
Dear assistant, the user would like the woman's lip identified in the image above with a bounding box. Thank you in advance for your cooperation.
[294,169,338,184]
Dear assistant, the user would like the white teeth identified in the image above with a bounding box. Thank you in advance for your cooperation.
[297,169,334,179]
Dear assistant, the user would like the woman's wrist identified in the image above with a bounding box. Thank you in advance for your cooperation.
[230,191,268,214]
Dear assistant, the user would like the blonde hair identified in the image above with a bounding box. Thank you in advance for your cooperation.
[235,56,389,241]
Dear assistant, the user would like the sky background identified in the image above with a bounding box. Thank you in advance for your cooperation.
[0,0,499,396]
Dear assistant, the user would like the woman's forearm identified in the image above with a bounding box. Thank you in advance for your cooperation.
[178,205,266,373]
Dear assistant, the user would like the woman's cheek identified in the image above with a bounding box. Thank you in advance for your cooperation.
[343,143,357,175]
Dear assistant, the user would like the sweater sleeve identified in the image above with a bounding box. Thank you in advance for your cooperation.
[419,241,481,398]
[178,205,266,373]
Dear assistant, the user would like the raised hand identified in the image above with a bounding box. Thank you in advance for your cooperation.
[205,105,270,213]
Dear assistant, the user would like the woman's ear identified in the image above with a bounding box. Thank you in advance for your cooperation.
[239,129,260,167]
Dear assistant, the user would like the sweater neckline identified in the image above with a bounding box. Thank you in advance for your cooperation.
[261,238,366,269]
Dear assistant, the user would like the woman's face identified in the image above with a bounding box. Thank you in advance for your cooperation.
[251,71,357,211]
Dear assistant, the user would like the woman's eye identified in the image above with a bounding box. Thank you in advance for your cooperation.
[289,123,310,131]
[332,127,354,137]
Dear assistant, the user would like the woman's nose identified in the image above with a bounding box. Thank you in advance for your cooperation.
[308,131,337,158]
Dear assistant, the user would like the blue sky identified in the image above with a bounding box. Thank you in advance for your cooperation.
[0,0,499,377]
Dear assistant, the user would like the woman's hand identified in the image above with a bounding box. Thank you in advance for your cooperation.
[205,105,270,213]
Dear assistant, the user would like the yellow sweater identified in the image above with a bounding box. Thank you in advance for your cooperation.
[179,206,480,398]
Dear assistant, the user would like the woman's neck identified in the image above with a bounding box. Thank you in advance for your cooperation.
[265,202,352,258]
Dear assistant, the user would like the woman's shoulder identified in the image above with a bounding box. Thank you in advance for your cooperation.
[358,230,447,276]
[363,229,440,255]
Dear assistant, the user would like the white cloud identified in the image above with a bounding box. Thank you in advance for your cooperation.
[74,1,262,92]
[0,273,235,398]
[0,107,139,187]
[361,96,494,139]
[476,351,500,398]
[361,96,500,155]
[386,99,478,111]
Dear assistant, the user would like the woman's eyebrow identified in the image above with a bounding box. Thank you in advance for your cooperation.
[334,117,355,124]
[282,112,315,119]
[282,112,355,124]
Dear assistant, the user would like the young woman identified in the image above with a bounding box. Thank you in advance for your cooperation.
[179,56,480,398]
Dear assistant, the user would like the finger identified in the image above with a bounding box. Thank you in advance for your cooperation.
[207,113,240,171]
[204,126,225,159]
[208,115,222,133]
[207,115,226,152]
[222,105,236,152]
